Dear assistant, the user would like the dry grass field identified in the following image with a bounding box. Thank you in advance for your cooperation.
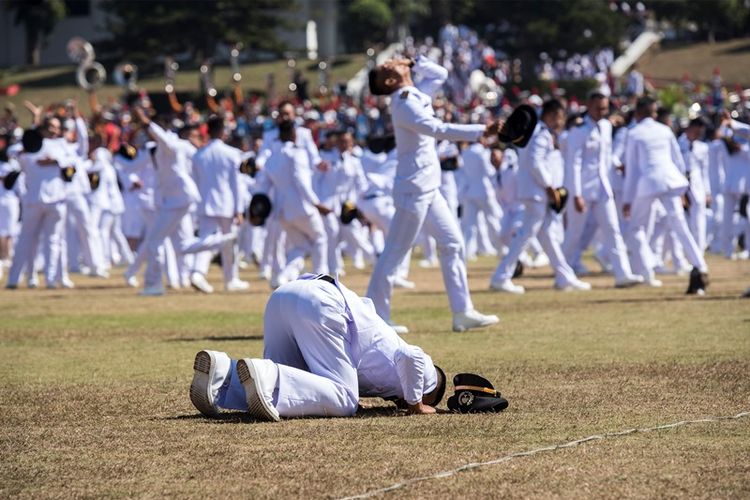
[1,254,749,499]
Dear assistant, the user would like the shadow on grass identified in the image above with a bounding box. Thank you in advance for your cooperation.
[160,405,404,424]
[165,335,264,342]
[587,294,743,305]
[717,42,750,55]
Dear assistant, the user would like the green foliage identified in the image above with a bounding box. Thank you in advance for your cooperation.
[344,0,394,49]
[100,0,296,63]
[5,0,67,65]
[646,0,750,41]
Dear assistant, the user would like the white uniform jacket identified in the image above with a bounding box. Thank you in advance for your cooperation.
[191,138,243,218]
[564,116,614,201]
[622,117,688,204]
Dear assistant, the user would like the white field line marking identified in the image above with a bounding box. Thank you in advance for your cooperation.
[338,410,750,500]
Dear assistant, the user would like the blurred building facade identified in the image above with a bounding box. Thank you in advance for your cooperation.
[0,0,340,67]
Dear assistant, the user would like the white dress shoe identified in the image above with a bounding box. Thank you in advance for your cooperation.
[124,274,139,288]
[237,358,280,422]
[645,277,663,287]
[190,272,214,294]
[139,283,165,296]
[489,279,525,294]
[393,277,416,289]
[225,279,250,291]
[555,280,592,292]
[530,254,550,268]
[190,350,231,418]
[614,275,644,288]
[388,322,409,335]
[61,277,76,289]
[452,310,500,333]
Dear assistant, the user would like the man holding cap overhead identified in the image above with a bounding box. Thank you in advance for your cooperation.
[365,55,502,333]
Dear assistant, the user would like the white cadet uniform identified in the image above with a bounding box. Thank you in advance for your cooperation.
[91,148,133,268]
[135,122,233,290]
[719,141,750,257]
[460,142,501,260]
[0,160,21,239]
[707,138,726,253]
[491,123,580,288]
[563,116,636,284]
[623,117,708,279]
[210,275,439,417]
[678,134,711,252]
[6,140,68,287]
[257,141,327,282]
[256,124,321,169]
[191,138,243,284]
[366,57,486,322]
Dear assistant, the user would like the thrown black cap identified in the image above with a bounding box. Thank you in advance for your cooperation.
[340,200,359,225]
[498,104,538,148]
[117,143,138,160]
[248,193,272,226]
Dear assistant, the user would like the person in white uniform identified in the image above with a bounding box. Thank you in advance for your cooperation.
[189,274,444,421]
[190,115,248,293]
[0,154,21,274]
[6,129,68,289]
[365,56,499,333]
[490,100,592,294]
[255,101,323,170]
[677,118,711,253]
[460,138,502,260]
[622,97,709,292]
[129,108,237,296]
[563,93,642,288]
[718,115,750,258]
[255,120,330,287]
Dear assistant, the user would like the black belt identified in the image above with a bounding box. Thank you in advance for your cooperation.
[363,193,382,200]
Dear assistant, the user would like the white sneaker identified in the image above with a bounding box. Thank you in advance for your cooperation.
[530,254,550,268]
[139,283,165,296]
[489,279,525,294]
[236,358,280,422]
[452,310,500,332]
[237,260,249,270]
[555,280,592,292]
[614,275,644,288]
[393,277,416,289]
[645,277,663,287]
[738,250,750,260]
[190,350,231,418]
[124,274,139,288]
[388,322,410,335]
[61,277,76,289]
[259,267,271,281]
[225,279,250,291]
[190,272,214,294]
[418,258,438,269]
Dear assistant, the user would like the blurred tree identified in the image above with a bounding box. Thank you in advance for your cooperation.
[646,0,750,43]
[5,0,67,66]
[101,0,296,64]
[343,0,393,49]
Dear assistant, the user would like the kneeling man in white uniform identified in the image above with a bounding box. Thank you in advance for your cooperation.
[189,274,443,421]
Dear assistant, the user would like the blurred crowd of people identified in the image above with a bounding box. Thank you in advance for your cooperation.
[1,25,749,301]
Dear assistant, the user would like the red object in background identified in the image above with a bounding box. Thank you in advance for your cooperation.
[0,84,20,96]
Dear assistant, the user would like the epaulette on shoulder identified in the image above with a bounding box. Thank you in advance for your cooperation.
[400,90,410,100]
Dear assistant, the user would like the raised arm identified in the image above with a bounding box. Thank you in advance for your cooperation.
[395,96,485,142]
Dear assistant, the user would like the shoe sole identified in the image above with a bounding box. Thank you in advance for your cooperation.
[190,351,219,417]
[236,359,280,422]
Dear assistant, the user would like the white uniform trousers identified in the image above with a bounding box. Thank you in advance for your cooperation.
[626,192,708,279]
[358,195,411,279]
[99,211,134,267]
[193,216,238,284]
[687,198,707,253]
[461,197,500,260]
[65,194,104,272]
[7,202,66,286]
[491,200,578,286]
[217,279,359,417]
[564,196,635,282]
[321,213,342,274]
[707,194,724,253]
[141,205,234,288]
[721,192,750,257]
[278,213,327,281]
[339,219,376,267]
[367,189,472,322]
